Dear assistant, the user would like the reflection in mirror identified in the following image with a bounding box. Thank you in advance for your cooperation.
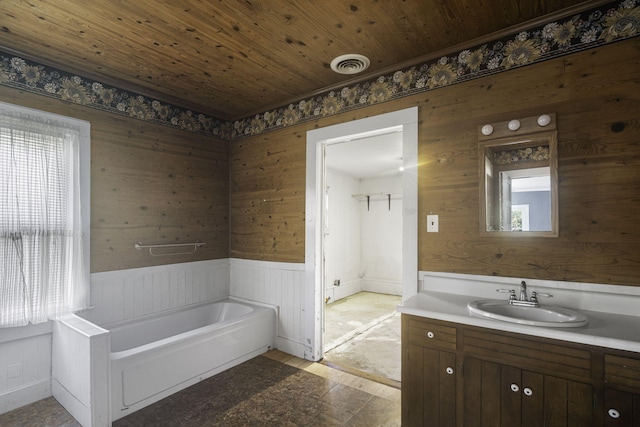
[479,114,558,237]
[510,170,550,231]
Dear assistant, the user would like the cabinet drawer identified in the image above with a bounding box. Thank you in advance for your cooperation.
[463,328,591,381]
[407,317,457,351]
[605,354,640,392]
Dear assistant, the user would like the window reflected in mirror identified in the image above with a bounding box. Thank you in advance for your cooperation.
[479,114,558,237]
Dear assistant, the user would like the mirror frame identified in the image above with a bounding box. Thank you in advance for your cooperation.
[478,114,558,237]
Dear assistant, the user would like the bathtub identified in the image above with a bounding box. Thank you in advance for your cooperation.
[109,297,276,421]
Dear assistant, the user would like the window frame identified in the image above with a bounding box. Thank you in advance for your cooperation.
[0,100,91,321]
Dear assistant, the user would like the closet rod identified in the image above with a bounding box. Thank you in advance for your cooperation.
[351,192,402,198]
[352,192,402,211]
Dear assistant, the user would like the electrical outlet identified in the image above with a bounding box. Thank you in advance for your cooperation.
[427,215,439,232]
[334,279,341,286]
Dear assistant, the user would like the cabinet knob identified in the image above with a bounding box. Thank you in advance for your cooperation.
[510,384,520,392]
[523,387,533,396]
[608,409,620,419]
[427,331,435,339]
[446,367,454,375]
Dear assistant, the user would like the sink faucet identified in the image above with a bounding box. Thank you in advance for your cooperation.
[519,280,528,301]
[496,280,553,307]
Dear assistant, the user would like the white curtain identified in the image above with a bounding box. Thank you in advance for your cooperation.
[0,111,87,327]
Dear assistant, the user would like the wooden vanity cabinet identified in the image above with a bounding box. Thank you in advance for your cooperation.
[401,314,640,427]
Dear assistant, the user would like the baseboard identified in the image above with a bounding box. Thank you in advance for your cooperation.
[362,279,402,296]
[276,337,306,360]
[0,379,51,415]
[52,379,91,427]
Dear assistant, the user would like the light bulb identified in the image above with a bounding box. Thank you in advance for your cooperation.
[537,114,551,127]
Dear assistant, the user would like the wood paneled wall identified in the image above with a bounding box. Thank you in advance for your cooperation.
[0,87,229,272]
[230,37,640,286]
[230,133,306,261]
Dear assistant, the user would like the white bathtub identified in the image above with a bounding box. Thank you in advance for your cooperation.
[109,297,276,421]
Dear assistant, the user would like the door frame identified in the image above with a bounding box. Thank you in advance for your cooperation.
[304,107,419,361]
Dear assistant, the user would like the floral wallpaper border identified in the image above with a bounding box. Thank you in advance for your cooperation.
[0,54,232,139]
[0,0,638,141]
[492,145,551,165]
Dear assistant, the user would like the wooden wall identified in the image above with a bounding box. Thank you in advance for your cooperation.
[0,87,229,273]
[230,37,640,286]
[230,132,307,261]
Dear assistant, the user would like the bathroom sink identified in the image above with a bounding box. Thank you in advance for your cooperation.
[467,299,588,328]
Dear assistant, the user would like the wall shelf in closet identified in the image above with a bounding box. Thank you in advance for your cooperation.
[352,192,402,211]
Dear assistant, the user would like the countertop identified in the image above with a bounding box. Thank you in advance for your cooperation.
[398,290,640,353]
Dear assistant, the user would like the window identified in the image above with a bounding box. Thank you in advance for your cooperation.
[511,204,530,231]
[0,102,90,327]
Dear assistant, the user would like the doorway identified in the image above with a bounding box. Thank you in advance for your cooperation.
[304,107,419,371]
[322,129,404,383]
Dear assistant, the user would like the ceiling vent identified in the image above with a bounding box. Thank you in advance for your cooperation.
[330,54,370,75]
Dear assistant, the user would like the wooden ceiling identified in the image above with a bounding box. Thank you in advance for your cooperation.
[1,0,596,120]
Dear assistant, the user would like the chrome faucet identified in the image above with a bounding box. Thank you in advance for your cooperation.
[496,280,553,307]
[519,280,528,301]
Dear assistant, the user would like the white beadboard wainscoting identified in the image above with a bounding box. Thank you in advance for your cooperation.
[85,259,230,327]
[229,258,306,359]
[0,323,52,415]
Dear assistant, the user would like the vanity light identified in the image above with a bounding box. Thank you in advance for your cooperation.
[537,114,551,127]
[508,119,521,131]
[481,124,494,136]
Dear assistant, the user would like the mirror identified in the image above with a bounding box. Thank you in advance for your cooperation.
[479,114,558,237]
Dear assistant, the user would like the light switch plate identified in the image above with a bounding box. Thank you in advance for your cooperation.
[427,215,439,232]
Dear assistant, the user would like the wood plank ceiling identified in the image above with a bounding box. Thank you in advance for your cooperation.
[0,0,594,120]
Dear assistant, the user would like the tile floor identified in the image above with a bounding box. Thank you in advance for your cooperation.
[0,350,400,427]
[323,292,401,384]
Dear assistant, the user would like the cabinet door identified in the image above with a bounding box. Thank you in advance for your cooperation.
[604,389,640,426]
[463,357,593,427]
[403,343,424,425]
[520,370,544,427]
[463,358,527,427]
[464,357,500,427]
[402,343,456,426]
[604,353,640,426]
[541,375,593,427]
[423,347,456,427]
